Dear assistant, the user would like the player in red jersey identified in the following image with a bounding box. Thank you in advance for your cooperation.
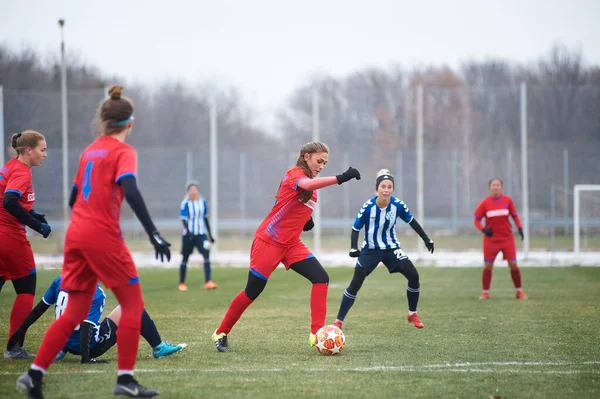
[474,178,526,300]
[211,141,361,352]
[1,130,50,360]
[17,86,171,399]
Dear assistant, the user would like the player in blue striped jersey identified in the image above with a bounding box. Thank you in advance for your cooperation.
[334,169,434,329]
[178,181,217,291]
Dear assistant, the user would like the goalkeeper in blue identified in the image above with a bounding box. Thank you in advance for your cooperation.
[333,169,434,330]
[8,276,186,363]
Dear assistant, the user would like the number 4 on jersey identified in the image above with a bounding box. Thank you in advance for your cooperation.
[82,161,94,200]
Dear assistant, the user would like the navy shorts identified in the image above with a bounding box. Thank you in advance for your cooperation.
[181,234,210,259]
[64,317,117,358]
[356,248,412,276]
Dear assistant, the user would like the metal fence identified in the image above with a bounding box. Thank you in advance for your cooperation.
[1,84,599,250]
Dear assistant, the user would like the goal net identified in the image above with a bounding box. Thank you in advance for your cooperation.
[573,185,600,254]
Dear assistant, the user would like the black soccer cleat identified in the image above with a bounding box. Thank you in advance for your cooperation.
[113,379,159,397]
[212,330,231,352]
[16,372,44,399]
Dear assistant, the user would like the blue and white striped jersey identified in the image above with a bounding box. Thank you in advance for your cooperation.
[180,196,209,235]
[353,196,413,250]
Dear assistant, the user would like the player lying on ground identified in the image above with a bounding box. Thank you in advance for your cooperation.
[7,276,186,363]
[474,178,526,300]
[333,169,434,330]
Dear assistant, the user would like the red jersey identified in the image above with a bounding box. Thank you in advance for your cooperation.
[255,167,317,246]
[474,195,522,239]
[0,158,35,236]
[67,136,137,250]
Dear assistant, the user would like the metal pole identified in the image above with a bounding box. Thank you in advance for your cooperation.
[550,184,556,252]
[185,151,193,183]
[240,152,247,232]
[520,82,530,257]
[343,151,350,220]
[574,185,580,255]
[209,99,218,246]
[396,150,403,199]
[563,148,569,234]
[506,149,512,197]
[59,19,69,240]
[0,86,4,167]
[312,88,321,255]
[416,85,424,253]
[463,88,472,214]
[451,149,458,232]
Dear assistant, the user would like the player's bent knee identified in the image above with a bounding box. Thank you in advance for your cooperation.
[12,273,36,295]
[245,272,267,300]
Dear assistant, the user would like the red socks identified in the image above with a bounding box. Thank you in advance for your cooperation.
[9,293,34,340]
[510,268,523,289]
[482,269,492,291]
[112,284,144,371]
[310,283,328,334]
[217,291,253,335]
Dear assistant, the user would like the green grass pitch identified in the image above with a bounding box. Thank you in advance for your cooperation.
[1,266,599,398]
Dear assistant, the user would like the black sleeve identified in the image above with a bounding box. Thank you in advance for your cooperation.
[409,218,430,241]
[7,300,50,349]
[79,321,94,362]
[350,229,359,249]
[119,176,157,236]
[204,217,214,241]
[2,192,42,231]
[181,219,189,233]
[68,185,78,208]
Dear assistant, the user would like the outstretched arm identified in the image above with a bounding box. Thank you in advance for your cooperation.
[297,167,361,191]
[7,300,50,349]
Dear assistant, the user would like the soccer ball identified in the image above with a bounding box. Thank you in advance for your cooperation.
[315,325,345,356]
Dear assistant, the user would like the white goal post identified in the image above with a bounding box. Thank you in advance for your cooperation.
[573,184,600,255]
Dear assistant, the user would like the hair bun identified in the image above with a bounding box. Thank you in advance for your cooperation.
[108,85,123,100]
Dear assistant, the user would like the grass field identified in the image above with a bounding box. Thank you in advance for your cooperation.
[26,232,600,255]
[1,267,599,398]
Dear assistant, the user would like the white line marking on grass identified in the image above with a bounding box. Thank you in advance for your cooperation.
[2,361,598,376]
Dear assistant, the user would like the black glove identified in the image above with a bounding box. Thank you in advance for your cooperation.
[37,223,51,238]
[518,228,524,241]
[425,239,434,254]
[210,237,216,244]
[150,231,171,262]
[349,248,360,258]
[482,228,493,237]
[30,210,48,224]
[81,357,107,364]
[303,217,314,232]
[336,167,361,185]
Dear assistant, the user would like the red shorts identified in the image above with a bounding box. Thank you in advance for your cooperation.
[249,237,313,280]
[61,242,140,292]
[483,237,517,263]
[0,231,35,280]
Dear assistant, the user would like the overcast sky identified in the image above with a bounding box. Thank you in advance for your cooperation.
[1,0,599,116]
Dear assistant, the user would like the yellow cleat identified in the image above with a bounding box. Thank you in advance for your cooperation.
[308,333,317,347]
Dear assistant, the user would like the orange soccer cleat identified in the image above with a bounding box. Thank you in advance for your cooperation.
[407,313,424,328]
[178,283,188,291]
[204,280,218,290]
[516,290,527,300]
[479,292,490,300]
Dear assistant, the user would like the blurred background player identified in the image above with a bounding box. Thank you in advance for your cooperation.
[474,178,526,300]
[178,180,217,291]
[333,169,434,330]
[211,141,361,352]
[8,275,186,363]
[1,130,51,360]
[17,85,171,399]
